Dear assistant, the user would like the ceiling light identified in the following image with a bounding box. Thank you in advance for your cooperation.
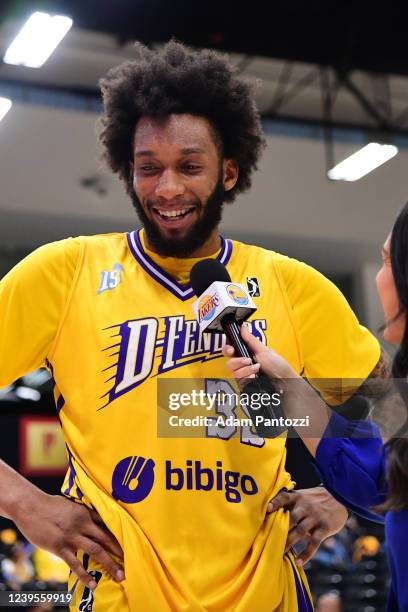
[0,97,12,122]
[3,11,73,68]
[327,142,398,181]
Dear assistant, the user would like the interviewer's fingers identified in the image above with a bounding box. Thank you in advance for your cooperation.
[222,328,264,359]
[240,326,265,353]
[225,356,251,371]
[222,344,235,357]
[235,363,260,379]
[226,356,260,377]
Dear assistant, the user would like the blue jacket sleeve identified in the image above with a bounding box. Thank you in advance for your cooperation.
[313,411,387,524]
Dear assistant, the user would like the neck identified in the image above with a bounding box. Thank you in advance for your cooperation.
[143,228,221,258]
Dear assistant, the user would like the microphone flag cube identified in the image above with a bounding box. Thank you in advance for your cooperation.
[192,281,256,333]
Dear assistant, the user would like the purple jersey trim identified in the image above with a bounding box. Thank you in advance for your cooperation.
[63,446,85,501]
[68,577,78,596]
[289,555,314,612]
[126,229,232,301]
[56,394,65,414]
[46,360,65,416]
[64,447,76,496]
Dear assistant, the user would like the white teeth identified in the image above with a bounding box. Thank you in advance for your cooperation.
[156,208,193,218]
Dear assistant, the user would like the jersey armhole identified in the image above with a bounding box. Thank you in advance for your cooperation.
[47,238,85,362]
[271,256,304,373]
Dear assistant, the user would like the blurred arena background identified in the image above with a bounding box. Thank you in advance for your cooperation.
[1,1,408,610]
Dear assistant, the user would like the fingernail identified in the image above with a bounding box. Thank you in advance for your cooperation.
[267,502,274,512]
[116,569,125,581]
[89,580,97,589]
[253,363,260,371]
[296,559,303,567]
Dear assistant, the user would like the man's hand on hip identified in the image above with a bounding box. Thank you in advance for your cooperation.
[267,486,348,567]
[14,493,124,589]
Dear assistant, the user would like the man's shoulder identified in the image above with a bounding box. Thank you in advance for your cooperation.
[18,233,127,275]
[54,232,128,257]
[229,237,310,276]
[76,231,127,247]
[228,238,338,305]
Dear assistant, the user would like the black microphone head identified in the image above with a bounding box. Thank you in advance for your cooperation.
[190,259,231,296]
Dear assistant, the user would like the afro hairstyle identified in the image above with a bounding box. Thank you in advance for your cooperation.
[98,40,266,202]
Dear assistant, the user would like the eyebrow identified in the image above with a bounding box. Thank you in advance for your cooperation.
[134,150,155,157]
[134,147,206,157]
[180,147,206,155]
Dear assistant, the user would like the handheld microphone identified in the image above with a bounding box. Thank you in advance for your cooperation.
[190,259,285,437]
[190,259,256,359]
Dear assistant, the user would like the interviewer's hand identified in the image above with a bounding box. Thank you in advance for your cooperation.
[267,487,348,566]
[222,326,297,383]
[14,493,124,589]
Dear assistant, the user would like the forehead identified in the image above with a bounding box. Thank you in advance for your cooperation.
[133,114,217,154]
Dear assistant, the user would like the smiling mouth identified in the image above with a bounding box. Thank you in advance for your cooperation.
[152,206,196,221]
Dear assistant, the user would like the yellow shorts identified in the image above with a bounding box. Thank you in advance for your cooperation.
[68,552,127,612]
[68,551,313,611]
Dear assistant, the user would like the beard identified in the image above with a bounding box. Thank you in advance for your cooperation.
[129,175,226,257]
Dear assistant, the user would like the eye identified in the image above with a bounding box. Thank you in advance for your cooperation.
[183,164,202,173]
[138,165,158,174]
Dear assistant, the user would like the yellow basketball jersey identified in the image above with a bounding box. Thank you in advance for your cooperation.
[0,229,380,611]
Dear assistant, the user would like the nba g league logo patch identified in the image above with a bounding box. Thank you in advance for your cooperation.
[79,570,102,611]
[246,277,260,297]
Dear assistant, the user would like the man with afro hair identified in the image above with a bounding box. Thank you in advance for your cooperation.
[0,41,383,610]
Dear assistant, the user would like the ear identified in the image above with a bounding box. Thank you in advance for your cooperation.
[223,159,239,192]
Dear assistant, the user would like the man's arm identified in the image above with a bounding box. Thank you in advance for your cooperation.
[0,459,124,588]
[0,241,126,587]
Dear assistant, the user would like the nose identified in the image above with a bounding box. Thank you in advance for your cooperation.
[155,168,185,199]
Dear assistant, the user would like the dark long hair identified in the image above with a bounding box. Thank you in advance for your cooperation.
[378,202,408,512]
